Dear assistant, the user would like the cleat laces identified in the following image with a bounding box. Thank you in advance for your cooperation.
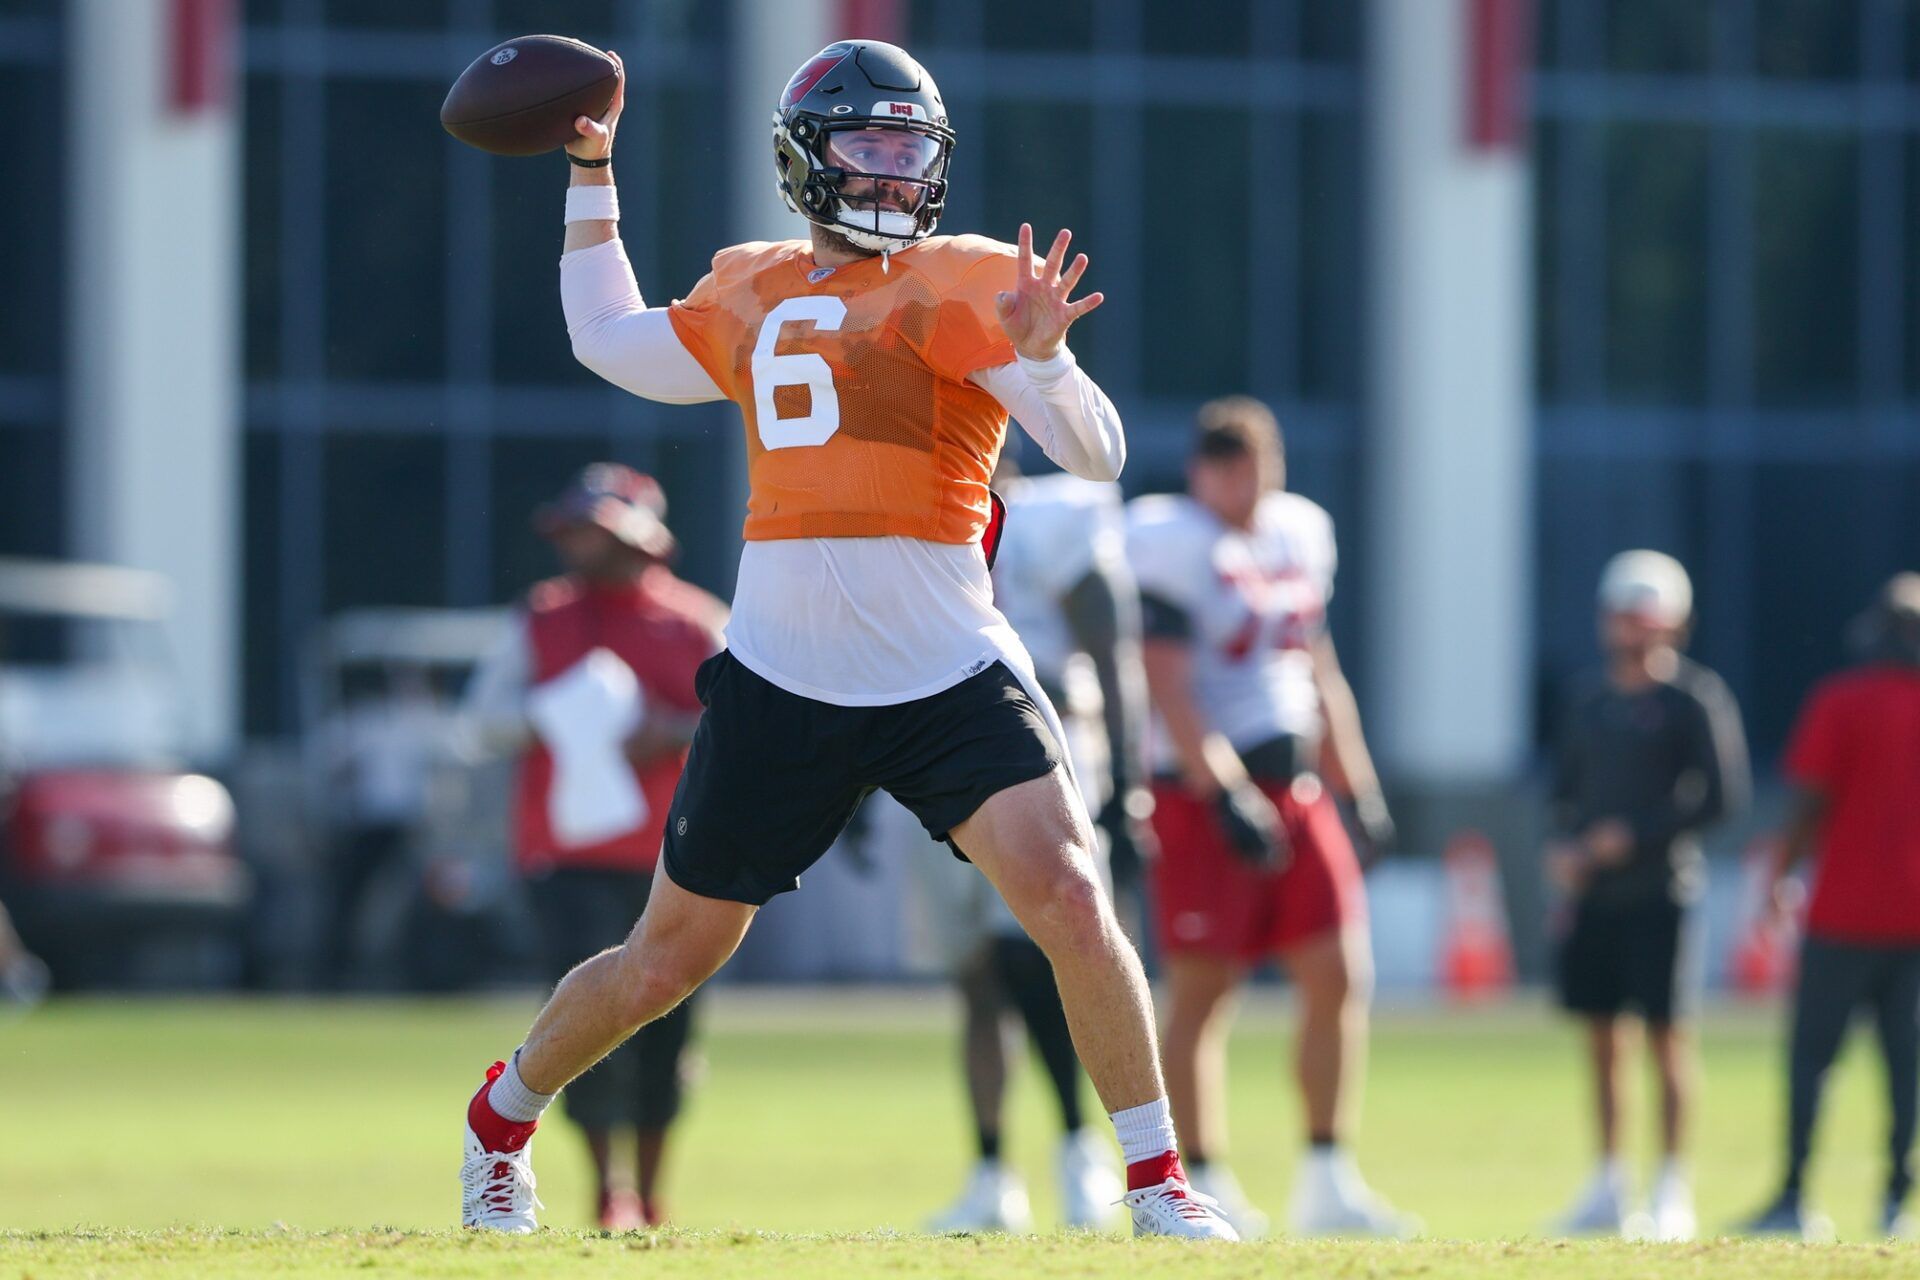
[1122,1179,1224,1223]
[462,1143,544,1225]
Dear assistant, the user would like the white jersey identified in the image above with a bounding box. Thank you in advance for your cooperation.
[992,473,1125,693]
[1126,491,1335,770]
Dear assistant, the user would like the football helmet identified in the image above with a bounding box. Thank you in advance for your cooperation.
[773,40,955,252]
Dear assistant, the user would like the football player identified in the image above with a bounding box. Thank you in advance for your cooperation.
[911,449,1154,1231]
[1127,397,1410,1237]
[458,40,1233,1240]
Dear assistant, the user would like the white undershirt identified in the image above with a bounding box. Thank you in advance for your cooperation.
[559,234,1130,707]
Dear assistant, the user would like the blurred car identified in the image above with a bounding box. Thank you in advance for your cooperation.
[0,557,248,989]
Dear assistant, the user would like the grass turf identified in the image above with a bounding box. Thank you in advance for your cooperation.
[1,991,1912,1277]
[2,1230,1916,1280]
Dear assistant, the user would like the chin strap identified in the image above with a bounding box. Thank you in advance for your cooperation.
[881,247,891,274]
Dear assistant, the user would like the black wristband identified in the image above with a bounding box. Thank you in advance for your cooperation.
[567,152,612,168]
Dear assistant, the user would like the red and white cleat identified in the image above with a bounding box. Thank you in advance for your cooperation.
[461,1125,542,1233]
[1121,1179,1240,1240]
[461,1063,543,1234]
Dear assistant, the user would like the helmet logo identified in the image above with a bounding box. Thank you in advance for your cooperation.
[490,46,517,65]
[874,100,927,121]
[781,46,851,109]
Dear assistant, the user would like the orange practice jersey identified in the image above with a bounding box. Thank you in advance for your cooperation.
[667,235,1019,544]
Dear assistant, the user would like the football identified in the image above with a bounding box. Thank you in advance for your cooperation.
[441,34,618,157]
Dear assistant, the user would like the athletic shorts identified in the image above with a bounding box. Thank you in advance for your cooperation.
[662,650,1063,906]
[1555,895,1701,1024]
[525,867,696,1130]
[1149,771,1366,962]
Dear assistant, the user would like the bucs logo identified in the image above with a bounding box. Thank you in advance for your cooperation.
[781,45,852,109]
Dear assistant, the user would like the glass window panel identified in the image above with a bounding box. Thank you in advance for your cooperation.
[0,65,60,379]
[323,433,449,611]
[1749,461,1892,749]
[644,85,734,309]
[323,0,446,28]
[324,79,449,380]
[241,430,284,735]
[980,101,1103,370]
[244,73,282,380]
[1605,0,1712,75]
[1299,0,1362,64]
[1143,0,1251,58]
[493,1,615,48]
[1143,109,1251,397]
[1299,109,1360,400]
[1532,120,1564,400]
[490,157,576,385]
[0,425,63,558]
[1911,0,1920,83]
[983,0,1093,52]
[1604,122,1709,404]
[1754,0,1859,80]
[1909,137,1920,395]
[1752,131,1859,406]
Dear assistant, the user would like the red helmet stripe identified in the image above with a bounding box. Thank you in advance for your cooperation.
[781,46,851,110]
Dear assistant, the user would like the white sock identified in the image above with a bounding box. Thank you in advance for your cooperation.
[1109,1097,1178,1168]
[488,1049,556,1123]
[1599,1155,1627,1189]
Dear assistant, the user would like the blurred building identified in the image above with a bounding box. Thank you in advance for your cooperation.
[3,0,1918,829]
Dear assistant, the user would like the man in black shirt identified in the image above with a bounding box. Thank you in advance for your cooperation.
[1547,551,1749,1241]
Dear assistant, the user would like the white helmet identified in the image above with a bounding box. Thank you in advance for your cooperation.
[1598,550,1693,627]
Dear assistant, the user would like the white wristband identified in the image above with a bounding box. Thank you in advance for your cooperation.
[564,184,620,224]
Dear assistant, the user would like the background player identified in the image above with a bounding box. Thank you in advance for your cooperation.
[457,40,1233,1240]
[1546,551,1748,1240]
[1127,397,1405,1237]
[915,450,1152,1231]
[1741,574,1920,1241]
[462,464,725,1229]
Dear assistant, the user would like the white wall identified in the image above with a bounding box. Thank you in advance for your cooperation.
[1365,0,1534,789]
[67,0,241,762]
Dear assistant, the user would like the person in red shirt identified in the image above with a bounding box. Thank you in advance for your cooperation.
[1742,574,1920,1241]
[463,463,725,1230]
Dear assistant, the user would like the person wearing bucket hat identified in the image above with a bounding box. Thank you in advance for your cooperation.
[1546,550,1749,1241]
[533,462,678,562]
[463,462,726,1230]
[1740,573,1920,1241]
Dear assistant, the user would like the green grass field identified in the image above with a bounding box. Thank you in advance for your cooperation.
[2,991,1914,1278]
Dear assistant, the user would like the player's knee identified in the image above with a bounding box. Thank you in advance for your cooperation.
[1028,856,1111,959]
[616,951,701,1030]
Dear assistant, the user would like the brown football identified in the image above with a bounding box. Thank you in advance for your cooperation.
[441,35,617,157]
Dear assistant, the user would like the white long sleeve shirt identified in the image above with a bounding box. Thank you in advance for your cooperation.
[560,232,1129,707]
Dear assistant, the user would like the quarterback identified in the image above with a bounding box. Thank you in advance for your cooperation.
[458,39,1233,1240]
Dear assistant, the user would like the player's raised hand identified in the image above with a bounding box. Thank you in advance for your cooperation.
[566,49,625,161]
[995,223,1105,362]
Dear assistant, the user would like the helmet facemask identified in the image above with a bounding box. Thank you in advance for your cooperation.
[777,114,954,253]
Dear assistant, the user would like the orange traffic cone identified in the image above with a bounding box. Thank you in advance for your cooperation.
[1439,830,1515,999]
[1728,835,1797,996]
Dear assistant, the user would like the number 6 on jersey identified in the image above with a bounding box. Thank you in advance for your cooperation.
[750,295,847,450]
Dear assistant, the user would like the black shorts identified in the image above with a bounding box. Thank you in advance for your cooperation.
[661,650,1063,906]
[524,867,696,1130]
[1555,895,1702,1024]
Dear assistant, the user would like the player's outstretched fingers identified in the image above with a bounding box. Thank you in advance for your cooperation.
[1067,291,1106,320]
[1059,252,1090,296]
[1043,228,1072,282]
[1016,222,1035,280]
